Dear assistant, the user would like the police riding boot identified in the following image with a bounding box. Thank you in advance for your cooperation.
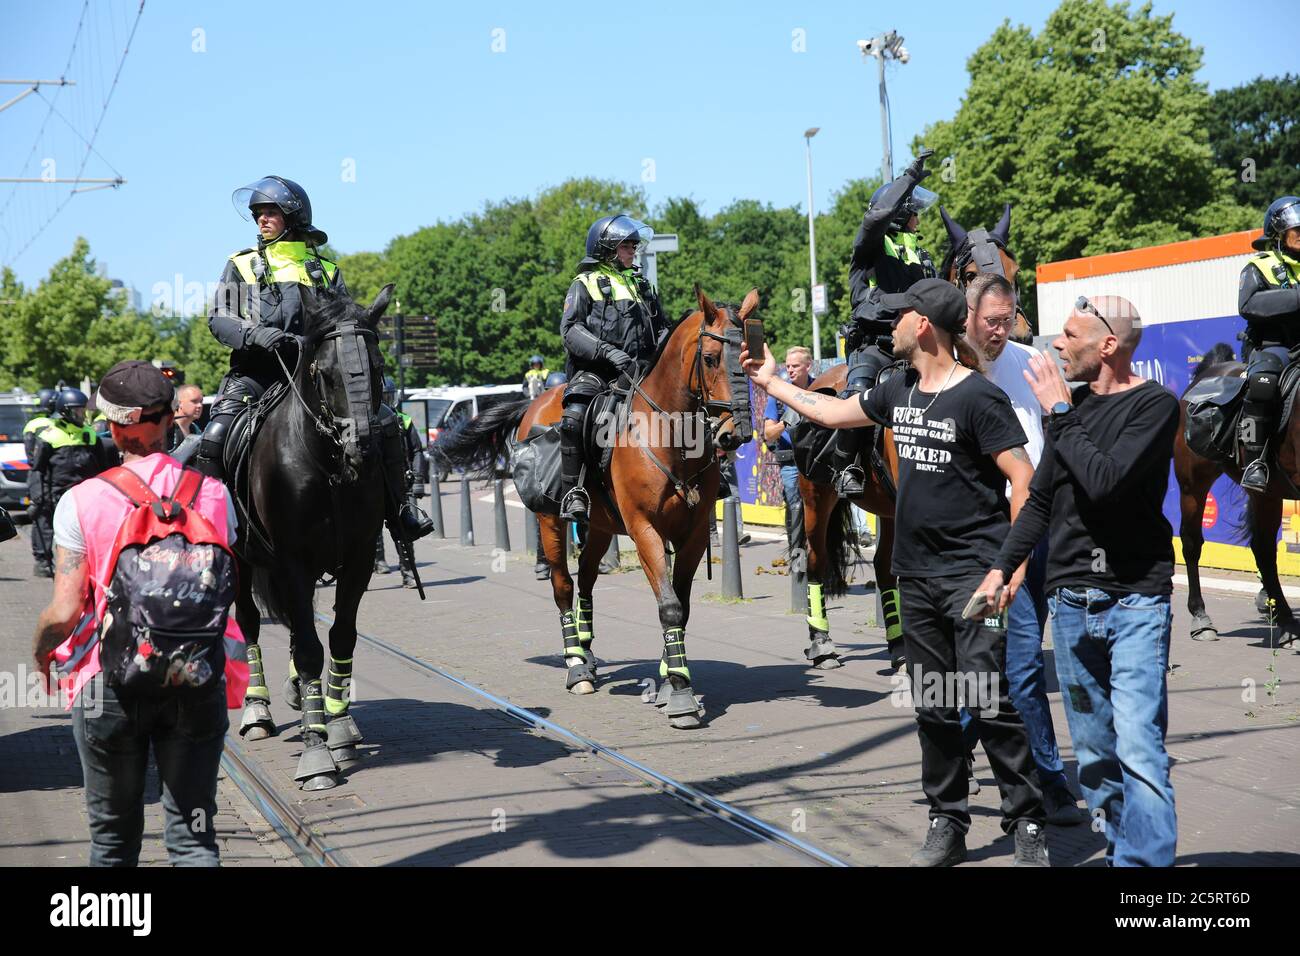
[194,418,230,482]
[829,428,866,497]
[558,415,590,523]
[381,421,434,541]
[1242,358,1283,493]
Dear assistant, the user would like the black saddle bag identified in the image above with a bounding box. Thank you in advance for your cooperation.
[513,425,564,515]
[1184,374,1246,465]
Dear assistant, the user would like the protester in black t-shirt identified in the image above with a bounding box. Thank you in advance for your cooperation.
[742,277,1049,867]
[975,295,1180,867]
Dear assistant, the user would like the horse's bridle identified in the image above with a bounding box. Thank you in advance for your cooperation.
[625,310,747,508]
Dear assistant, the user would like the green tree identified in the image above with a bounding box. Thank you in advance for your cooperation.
[916,0,1254,324]
[1209,74,1300,212]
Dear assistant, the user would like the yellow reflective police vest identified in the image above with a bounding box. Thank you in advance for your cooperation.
[575,266,645,307]
[36,419,97,449]
[1250,250,1300,287]
[23,415,52,437]
[230,240,339,287]
[868,232,923,288]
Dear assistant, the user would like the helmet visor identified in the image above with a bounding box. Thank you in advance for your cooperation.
[232,177,302,221]
[602,216,654,257]
[909,185,939,214]
[1271,200,1300,238]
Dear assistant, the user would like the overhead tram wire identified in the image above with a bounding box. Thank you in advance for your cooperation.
[5,0,144,265]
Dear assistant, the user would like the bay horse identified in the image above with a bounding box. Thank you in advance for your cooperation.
[234,283,394,790]
[797,206,1025,672]
[1175,343,1300,646]
[435,286,755,728]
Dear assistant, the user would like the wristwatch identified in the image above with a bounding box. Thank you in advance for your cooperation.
[1049,401,1073,418]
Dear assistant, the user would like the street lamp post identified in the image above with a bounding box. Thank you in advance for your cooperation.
[857,32,910,184]
[804,127,822,361]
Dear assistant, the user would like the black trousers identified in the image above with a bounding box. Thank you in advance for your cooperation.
[899,572,1044,832]
[29,500,53,563]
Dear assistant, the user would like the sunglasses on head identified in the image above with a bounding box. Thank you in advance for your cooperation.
[1075,295,1115,336]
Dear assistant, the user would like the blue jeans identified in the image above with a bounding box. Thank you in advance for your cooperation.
[1004,541,1068,792]
[71,680,229,867]
[779,464,804,553]
[1048,588,1177,866]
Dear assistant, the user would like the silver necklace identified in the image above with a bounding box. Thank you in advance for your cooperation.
[908,362,959,416]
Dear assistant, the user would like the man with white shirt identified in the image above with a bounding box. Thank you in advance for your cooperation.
[965,273,1085,826]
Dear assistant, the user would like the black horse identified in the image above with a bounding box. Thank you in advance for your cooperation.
[234,283,394,791]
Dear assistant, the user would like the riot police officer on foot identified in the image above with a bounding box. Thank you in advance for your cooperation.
[829,149,939,497]
[558,215,668,522]
[1239,196,1300,492]
[195,175,433,542]
[28,387,109,577]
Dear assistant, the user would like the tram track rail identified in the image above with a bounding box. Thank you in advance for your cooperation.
[316,612,851,867]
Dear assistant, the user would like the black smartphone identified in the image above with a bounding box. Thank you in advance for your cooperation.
[744,318,765,362]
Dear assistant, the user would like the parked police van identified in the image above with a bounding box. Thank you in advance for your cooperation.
[402,384,524,482]
[0,393,39,511]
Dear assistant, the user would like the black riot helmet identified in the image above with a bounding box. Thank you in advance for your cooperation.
[36,387,56,414]
[870,181,939,232]
[382,376,397,406]
[232,176,328,245]
[54,387,89,417]
[585,215,653,263]
[544,371,568,389]
[1253,196,1300,252]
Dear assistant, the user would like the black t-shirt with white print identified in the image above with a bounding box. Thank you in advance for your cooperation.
[861,367,1027,578]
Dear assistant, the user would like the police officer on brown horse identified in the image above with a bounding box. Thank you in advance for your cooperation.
[196,175,433,542]
[558,215,669,522]
[828,149,939,496]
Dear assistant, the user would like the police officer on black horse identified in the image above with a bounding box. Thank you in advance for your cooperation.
[828,149,940,497]
[1238,195,1300,493]
[196,175,434,544]
[558,215,669,522]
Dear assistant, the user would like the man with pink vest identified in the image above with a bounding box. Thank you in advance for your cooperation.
[32,360,249,867]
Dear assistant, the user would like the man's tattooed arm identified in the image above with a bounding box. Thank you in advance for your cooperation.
[33,546,90,674]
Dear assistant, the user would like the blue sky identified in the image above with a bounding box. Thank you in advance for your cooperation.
[0,0,1289,315]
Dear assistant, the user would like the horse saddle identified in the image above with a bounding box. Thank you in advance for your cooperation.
[222,380,292,562]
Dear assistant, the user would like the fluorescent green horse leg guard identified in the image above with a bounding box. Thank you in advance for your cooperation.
[662,627,690,682]
[301,679,326,735]
[560,610,590,663]
[807,582,829,633]
[882,587,902,642]
[325,656,353,717]
[576,596,595,654]
[244,643,270,703]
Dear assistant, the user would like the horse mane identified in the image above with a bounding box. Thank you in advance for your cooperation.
[301,288,366,355]
[649,301,741,368]
[1190,342,1239,384]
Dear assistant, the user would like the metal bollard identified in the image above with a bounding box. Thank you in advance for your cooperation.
[493,479,511,551]
[721,496,743,599]
[459,476,474,547]
[429,475,445,539]
[523,507,537,557]
[790,546,808,614]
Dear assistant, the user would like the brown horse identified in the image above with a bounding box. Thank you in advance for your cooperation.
[795,208,1025,672]
[1174,344,1300,646]
[940,204,1033,342]
[435,287,756,728]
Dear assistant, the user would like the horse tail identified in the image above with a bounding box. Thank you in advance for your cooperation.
[1191,343,1238,383]
[432,397,532,478]
[821,498,866,598]
[1227,487,1256,546]
[252,566,299,627]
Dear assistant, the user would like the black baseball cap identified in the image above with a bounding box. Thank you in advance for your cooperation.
[881,278,968,335]
[96,360,175,424]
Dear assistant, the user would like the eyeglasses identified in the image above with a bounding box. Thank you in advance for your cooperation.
[1075,295,1115,336]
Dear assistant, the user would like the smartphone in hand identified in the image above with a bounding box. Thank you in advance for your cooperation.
[743,318,765,363]
[961,585,1003,621]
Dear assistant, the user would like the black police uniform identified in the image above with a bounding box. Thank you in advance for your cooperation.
[28,412,109,572]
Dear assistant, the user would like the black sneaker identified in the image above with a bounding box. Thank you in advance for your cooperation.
[1013,819,1050,867]
[534,563,550,581]
[966,754,981,796]
[33,560,54,579]
[909,817,967,867]
[1043,786,1086,826]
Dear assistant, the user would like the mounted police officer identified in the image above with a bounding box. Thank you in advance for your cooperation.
[557,215,668,522]
[1239,195,1300,492]
[374,377,429,586]
[27,387,108,577]
[196,175,433,542]
[828,149,939,496]
[524,355,550,399]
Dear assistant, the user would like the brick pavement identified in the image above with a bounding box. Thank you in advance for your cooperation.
[344,480,1299,866]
